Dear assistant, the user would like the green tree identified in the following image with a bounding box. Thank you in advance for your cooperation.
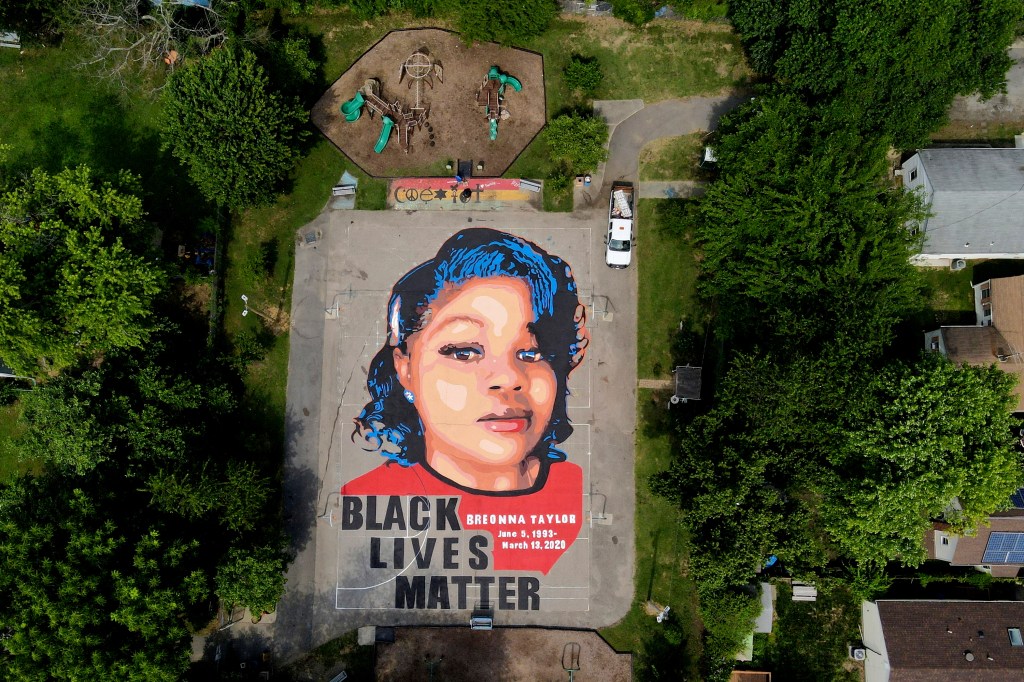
[0,336,289,677]
[697,94,926,362]
[727,0,1024,145]
[0,479,195,681]
[0,166,164,376]
[545,111,609,175]
[0,0,79,44]
[161,44,308,210]
[563,53,604,96]
[216,545,289,616]
[612,0,655,26]
[456,0,557,44]
[821,354,1023,567]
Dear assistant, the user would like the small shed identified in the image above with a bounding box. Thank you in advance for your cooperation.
[672,365,702,404]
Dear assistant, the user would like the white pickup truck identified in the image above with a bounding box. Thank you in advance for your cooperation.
[605,182,635,268]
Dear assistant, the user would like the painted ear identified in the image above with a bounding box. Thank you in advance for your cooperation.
[569,303,589,372]
[393,347,411,388]
[387,295,402,347]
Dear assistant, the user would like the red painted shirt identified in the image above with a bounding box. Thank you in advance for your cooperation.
[341,461,583,575]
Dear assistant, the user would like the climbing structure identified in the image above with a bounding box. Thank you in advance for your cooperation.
[339,49,441,154]
[475,66,522,141]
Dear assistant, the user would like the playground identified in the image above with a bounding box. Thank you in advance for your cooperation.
[311,28,546,178]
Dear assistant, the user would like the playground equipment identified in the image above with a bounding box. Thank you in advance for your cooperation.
[476,66,521,140]
[488,65,522,92]
[374,116,395,154]
[342,49,439,154]
[561,642,581,682]
[340,91,365,122]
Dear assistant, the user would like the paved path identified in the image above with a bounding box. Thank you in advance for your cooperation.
[580,93,748,207]
[638,180,708,199]
[949,43,1024,124]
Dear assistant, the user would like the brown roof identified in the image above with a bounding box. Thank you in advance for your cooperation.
[878,600,1024,681]
[951,512,1024,577]
[940,324,1024,412]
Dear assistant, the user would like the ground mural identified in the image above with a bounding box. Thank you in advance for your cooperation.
[329,227,592,612]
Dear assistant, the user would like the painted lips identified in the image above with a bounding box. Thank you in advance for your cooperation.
[479,411,532,433]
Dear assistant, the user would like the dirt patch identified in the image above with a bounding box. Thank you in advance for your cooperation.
[312,28,546,178]
[373,627,632,682]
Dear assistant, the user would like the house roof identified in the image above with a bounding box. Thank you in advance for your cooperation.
[907,149,1024,258]
[938,323,1024,412]
[950,512,1024,574]
[876,600,1024,681]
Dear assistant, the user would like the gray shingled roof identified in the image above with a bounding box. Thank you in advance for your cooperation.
[913,149,1024,258]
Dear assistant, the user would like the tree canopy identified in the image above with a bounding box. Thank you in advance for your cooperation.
[697,94,926,361]
[161,44,308,210]
[727,0,1024,145]
[545,111,609,175]
[0,336,288,678]
[0,166,164,376]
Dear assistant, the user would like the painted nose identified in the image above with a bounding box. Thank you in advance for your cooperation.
[487,357,523,392]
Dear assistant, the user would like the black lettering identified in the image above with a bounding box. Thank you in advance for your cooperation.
[452,576,471,610]
[428,576,450,609]
[443,537,459,569]
[393,536,405,567]
[369,537,386,569]
[383,496,406,530]
[410,496,429,531]
[404,188,419,202]
[468,534,489,570]
[518,577,540,610]
[499,577,516,610]
[395,576,425,608]
[420,188,434,202]
[365,496,382,531]
[437,498,461,530]
[412,537,436,568]
[476,576,494,608]
[393,186,405,204]
[341,496,363,530]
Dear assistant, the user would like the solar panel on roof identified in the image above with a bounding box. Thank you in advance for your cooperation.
[1011,487,1024,509]
[983,532,1024,564]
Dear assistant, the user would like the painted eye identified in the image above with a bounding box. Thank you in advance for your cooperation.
[516,349,544,363]
[439,344,482,361]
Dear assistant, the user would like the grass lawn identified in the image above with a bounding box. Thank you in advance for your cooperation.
[0,401,30,482]
[639,133,706,181]
[750,581,861,682]
[636,200,705,379]
[525,17,750,116]
[916,263,976,328]
[223,140,384,422]
[600,389,702,679]
[600,197,707,679]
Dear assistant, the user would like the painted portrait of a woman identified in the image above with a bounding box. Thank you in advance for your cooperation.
[341,228,588,573]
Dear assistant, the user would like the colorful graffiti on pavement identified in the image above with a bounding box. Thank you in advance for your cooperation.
[388,178,536,210]
[335,228,589,611]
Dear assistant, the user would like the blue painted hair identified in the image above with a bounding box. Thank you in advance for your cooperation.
[353,228,587,470]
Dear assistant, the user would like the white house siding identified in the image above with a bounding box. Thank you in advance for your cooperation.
[861,601,891,682]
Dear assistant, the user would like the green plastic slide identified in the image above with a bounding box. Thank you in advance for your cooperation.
[489,118,498,141]
[340,92,365,122]
[487,66,522,93]
[374,116,395,154]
